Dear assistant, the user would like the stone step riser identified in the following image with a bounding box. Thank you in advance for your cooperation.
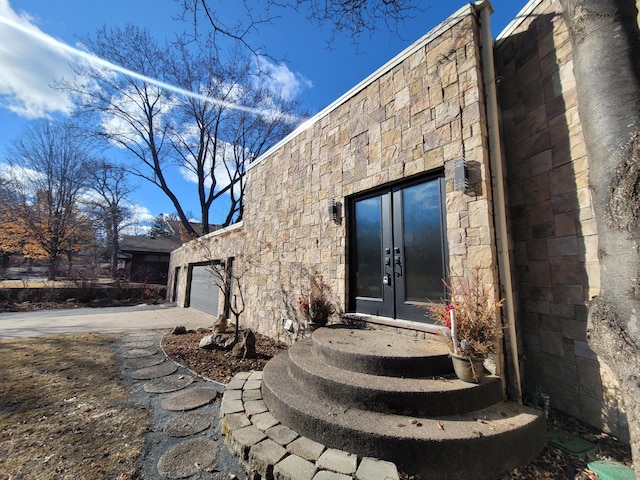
[287,340,504,416]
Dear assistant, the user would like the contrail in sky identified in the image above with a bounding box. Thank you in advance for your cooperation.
[0,14,301,124]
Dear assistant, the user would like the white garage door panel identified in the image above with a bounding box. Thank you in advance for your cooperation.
[189,265,221,316]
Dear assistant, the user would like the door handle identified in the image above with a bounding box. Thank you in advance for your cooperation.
[394,255,402,277]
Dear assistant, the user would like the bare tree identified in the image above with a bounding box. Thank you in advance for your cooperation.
[61,25,299,235]
[59,26,198,235]
[0,120,92,280]
[85,160,134,277]
[559,0,640,470]
[181,0,422,47]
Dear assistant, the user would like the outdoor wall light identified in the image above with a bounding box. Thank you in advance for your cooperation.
[454,156,469,192]
[328,198,342,224]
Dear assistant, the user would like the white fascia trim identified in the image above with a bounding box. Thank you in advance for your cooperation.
[496,0,545,45]
[171,221,244,254]
[248,2,476,172]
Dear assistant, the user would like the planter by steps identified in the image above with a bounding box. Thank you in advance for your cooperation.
[450,352,485,383]
[261,325,546,480]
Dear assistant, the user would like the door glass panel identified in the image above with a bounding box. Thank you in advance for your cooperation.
[354,196,383,299]
[402,180,444,302]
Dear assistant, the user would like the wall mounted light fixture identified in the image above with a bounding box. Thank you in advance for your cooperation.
[454,156,469,192]
[328,198,342,224]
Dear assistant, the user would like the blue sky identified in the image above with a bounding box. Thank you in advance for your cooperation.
[0,0,528,228]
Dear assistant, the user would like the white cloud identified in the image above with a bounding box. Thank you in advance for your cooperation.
[121,203,155,236]
[129,203,155,224]
[0,162,45,192]
[254,56,313,101]
[177,135,240,194]
[0,0,75,118]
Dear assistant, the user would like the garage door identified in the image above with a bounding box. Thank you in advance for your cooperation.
[189,264,221,317]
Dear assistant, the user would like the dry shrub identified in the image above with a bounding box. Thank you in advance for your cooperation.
[426,265,505,359]
[298,271,336,325]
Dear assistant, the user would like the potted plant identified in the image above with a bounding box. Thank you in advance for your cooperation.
[426,265,505,383]
[298,273,335,332]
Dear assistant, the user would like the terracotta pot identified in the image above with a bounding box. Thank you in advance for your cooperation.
[450,352,484,383]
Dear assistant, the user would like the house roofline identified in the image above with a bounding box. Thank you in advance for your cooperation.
[171,221,244,255]
[495,0,545,46]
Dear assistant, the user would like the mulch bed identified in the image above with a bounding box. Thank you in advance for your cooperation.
[161,329,288,384]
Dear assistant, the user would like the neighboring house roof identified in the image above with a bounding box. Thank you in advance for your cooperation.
[119,235,180,255]
[119,219,220,257]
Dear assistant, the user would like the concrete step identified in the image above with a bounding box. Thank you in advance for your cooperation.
[312,326,453,377]
[262,351,547,480]
[287,338,503,416]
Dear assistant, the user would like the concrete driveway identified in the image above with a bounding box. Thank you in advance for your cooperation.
[0,304,215,338]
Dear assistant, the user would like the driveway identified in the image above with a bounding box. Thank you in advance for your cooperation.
[0,304,215,338]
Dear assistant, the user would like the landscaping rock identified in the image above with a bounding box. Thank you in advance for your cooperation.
[172,326,187,335]
[231,329,256,359]
[199,333,235,350]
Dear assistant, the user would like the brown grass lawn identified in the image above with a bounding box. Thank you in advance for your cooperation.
[0,334,149,480]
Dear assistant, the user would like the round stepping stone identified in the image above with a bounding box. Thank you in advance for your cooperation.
[130,361,178,380]
[157,437,218,479]
[160,386,219,411]
[120,340,156,349]
[125,331,159,338]
[163,412,212,437]
[124,353,166,369]
[143,373,195,393]
[121,347,160,358]
[122,335,159,344]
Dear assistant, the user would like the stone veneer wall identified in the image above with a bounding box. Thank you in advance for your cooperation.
[495,0,628,440]
[169,5,501,345]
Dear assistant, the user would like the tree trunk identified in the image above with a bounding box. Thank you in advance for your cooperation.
[111,229,119,279]
[560,0,640,469]
[47,255,59,281]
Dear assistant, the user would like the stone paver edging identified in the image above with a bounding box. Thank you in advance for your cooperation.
[220,372,400,480]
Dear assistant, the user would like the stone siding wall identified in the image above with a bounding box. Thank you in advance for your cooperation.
[495,0,627,440]
[170,6,500,344]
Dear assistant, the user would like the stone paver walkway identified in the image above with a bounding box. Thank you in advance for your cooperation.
[117,331,400,479]
[116,331,245,479]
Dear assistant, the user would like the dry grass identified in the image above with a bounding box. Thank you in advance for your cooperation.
[0,334,149,480]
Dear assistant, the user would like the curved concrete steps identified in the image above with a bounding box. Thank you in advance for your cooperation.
[288,337,503,416]
[262,327,546,479]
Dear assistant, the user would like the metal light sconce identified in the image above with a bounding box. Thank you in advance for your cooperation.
[454,156,469,192]
[328,198,342,224]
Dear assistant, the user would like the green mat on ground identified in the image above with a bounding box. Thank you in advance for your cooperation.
[548,429,597,455]
[587,460,636,480]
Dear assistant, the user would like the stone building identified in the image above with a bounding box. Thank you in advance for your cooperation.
[169,0,628,442]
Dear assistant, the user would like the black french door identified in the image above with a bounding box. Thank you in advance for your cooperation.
[349,176,447,323]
